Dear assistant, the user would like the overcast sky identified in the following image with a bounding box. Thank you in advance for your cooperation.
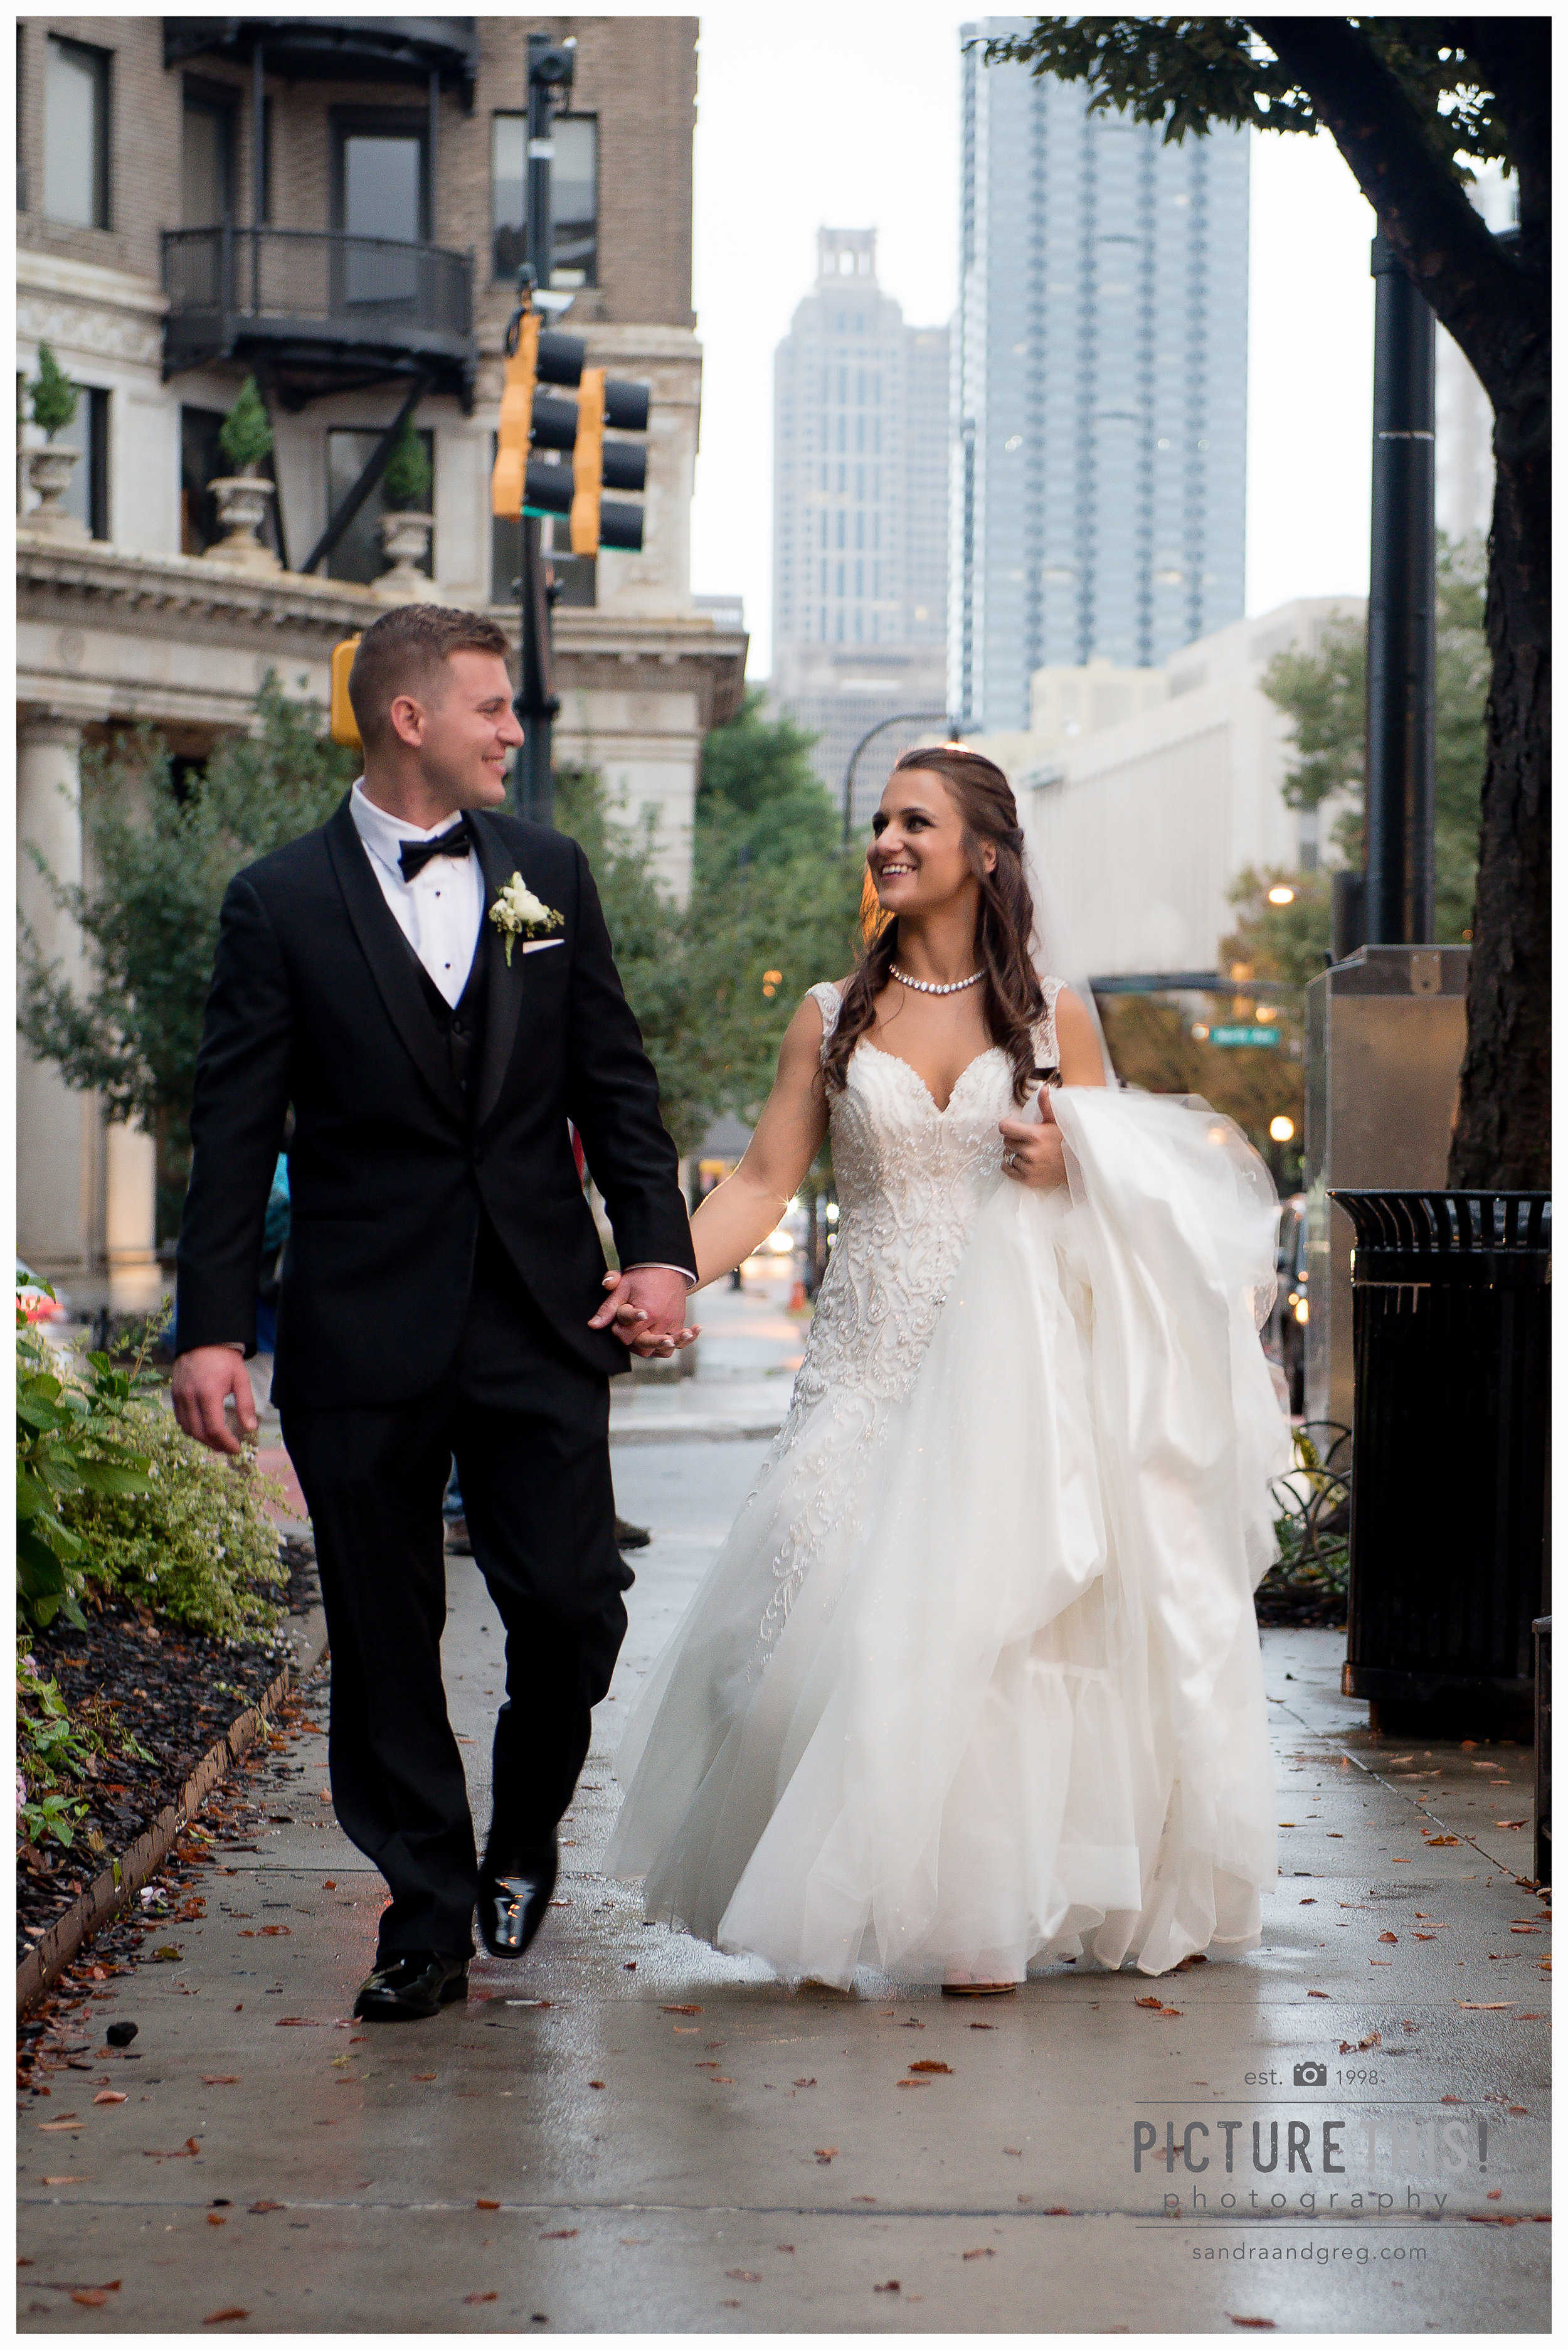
[678,1,1380,676]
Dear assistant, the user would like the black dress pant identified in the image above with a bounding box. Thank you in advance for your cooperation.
[280,1236,629,1958]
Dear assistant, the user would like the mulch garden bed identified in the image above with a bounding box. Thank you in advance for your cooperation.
[1254,1578,1348,1631]
[16,1684,327,2099]
[16,1539,321,1970]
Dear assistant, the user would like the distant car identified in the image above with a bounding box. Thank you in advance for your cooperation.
[16,1260,66,1324]
[1267,1196,1308,1416]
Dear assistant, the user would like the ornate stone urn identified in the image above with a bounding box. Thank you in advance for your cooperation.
[24,444,88,540]
[204,475,281,573]
[376,509,437,600]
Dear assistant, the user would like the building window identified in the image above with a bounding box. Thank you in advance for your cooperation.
[491,114,598,287]
[31,380,110,539]
[182,403,280,558]
[45,35,110,229]
[326,425,433,585]
[182,85,235,226]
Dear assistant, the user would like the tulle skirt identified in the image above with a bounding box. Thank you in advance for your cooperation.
[604,1088,1293,1984]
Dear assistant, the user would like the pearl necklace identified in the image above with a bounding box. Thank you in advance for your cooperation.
[890,962,985,997]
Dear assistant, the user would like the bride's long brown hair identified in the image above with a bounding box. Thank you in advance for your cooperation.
[824,745,1046,1106]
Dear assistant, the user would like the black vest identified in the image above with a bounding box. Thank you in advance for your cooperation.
[405,930,490,1126]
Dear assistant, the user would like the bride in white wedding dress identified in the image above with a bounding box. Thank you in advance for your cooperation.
[605,746,1292,1991]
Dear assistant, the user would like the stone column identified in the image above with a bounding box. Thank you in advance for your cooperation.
[17,716,96,1275]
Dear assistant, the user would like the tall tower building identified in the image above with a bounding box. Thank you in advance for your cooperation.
[771,228,951,816]
[953,20,1249,733]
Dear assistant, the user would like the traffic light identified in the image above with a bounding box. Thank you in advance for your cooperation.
[489,323,649,555]
[331,634,363,748]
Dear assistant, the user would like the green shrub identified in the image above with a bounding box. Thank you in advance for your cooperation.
[65,1402,288,1642]
[16,1312,154,1631]
[382,417,432,511]
[16,1304,287,1642]
[28,343,78,440]
[218,375,273,474]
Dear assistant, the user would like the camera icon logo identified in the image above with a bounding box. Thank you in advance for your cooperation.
[1294,2060,1328,2088]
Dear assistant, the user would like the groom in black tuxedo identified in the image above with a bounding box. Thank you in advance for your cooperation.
[172,603,697,2020]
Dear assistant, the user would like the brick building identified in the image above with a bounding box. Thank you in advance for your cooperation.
[17,15,745,1288]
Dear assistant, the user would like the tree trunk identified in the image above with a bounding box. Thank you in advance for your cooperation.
[1447,409,1551,1189]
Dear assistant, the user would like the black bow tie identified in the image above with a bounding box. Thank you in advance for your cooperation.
[398,825,472,882]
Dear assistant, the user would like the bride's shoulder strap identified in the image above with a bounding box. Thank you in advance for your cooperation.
[1031,974,1065,1070]
[807,979,844,1060]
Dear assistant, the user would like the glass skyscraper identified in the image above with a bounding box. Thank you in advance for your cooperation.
[771,228,951,813]
[952,20,1249,732]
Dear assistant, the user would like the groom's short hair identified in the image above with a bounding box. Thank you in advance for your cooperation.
[348,604,512,754]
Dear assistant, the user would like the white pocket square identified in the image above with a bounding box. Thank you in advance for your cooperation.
[521,937,564,955]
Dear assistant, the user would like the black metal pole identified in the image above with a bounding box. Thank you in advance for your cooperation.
[842,711,956,848]
[251,40,264,313]
[1364,232,1436,947]
[515,36,559,826]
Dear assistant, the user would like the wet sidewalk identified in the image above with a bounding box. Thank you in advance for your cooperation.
[18,1400,1549,2334]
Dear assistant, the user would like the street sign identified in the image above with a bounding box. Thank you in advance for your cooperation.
[1209,1025,1281,1048]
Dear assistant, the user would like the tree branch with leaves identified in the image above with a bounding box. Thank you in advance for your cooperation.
[983,18,1548,1186]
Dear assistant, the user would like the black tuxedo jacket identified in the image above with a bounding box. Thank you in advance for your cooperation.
[175,798,696,1408]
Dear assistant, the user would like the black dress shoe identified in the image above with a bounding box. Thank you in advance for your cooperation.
[353,1950,469,2022]
[477,1841,558,1960]
[613,1514,650,1550]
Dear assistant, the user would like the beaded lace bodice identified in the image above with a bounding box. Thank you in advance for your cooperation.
[744,977,1062,1667]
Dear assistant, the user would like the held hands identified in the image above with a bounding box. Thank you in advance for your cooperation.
[999,1085,1069,1192]
[171,1345,260,1456]
[590,1265,700,1359]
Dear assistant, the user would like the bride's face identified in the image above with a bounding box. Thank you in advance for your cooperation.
[867,770,994,918]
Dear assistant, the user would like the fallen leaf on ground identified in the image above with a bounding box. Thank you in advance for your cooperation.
[1160,2006,1183,2017]
[248,2200,283,2213]
[793,2077,816,2088]
[1510,1924,1540,1933]
[1496,1821,1528,1831]
[1227,2318,1276,2329]
[970,2021,997,2030]
[41,2176,90,2186]
[464,2292,498,2304]
[203,2310,249,2326]
[709,2077,734,2085]
[39,2121,83,2133]
[963,2247,995,2260]
[908,2060,951,2074]
[1378,1932,1397,1944]
[1456,2002,1514,2009]
[541,2229,576,2240]
[202,2077,239,2087]
[815,2148,838,2163]
[1134,1996,1163,2011]
[662,2004,702,2014]
[477,2199,501,2211]
[92,2092,125,2106]
[874,2280,901,2292]
[412,2073,436,2082]
[207,2214,227,2228]
[1306,1991,1329,1999]
[897,2078,931,2090]
[72,2292,109,2308]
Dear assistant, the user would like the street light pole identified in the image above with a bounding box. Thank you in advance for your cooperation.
[514,33,571,827]
[1364,231,1437,947]
[842,711,957,849]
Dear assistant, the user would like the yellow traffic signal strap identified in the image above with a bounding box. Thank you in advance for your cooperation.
[571,367,605,556]
[492,312,540,519]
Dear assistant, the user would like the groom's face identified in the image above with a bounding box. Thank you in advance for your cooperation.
[396,651,524,812]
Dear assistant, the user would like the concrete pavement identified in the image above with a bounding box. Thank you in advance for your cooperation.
[18,1274,1550,2332]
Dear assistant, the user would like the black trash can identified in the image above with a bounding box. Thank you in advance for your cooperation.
[1330,1190,1551,1733]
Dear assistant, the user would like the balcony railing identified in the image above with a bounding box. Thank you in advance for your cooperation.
[161,226,475,405]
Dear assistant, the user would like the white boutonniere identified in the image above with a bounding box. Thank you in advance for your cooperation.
[489,871,564,966]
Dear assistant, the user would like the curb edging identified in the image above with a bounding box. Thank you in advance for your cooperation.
[16,1605,329,2016]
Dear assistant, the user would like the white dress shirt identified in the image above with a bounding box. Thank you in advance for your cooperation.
[349,778,485,1008]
